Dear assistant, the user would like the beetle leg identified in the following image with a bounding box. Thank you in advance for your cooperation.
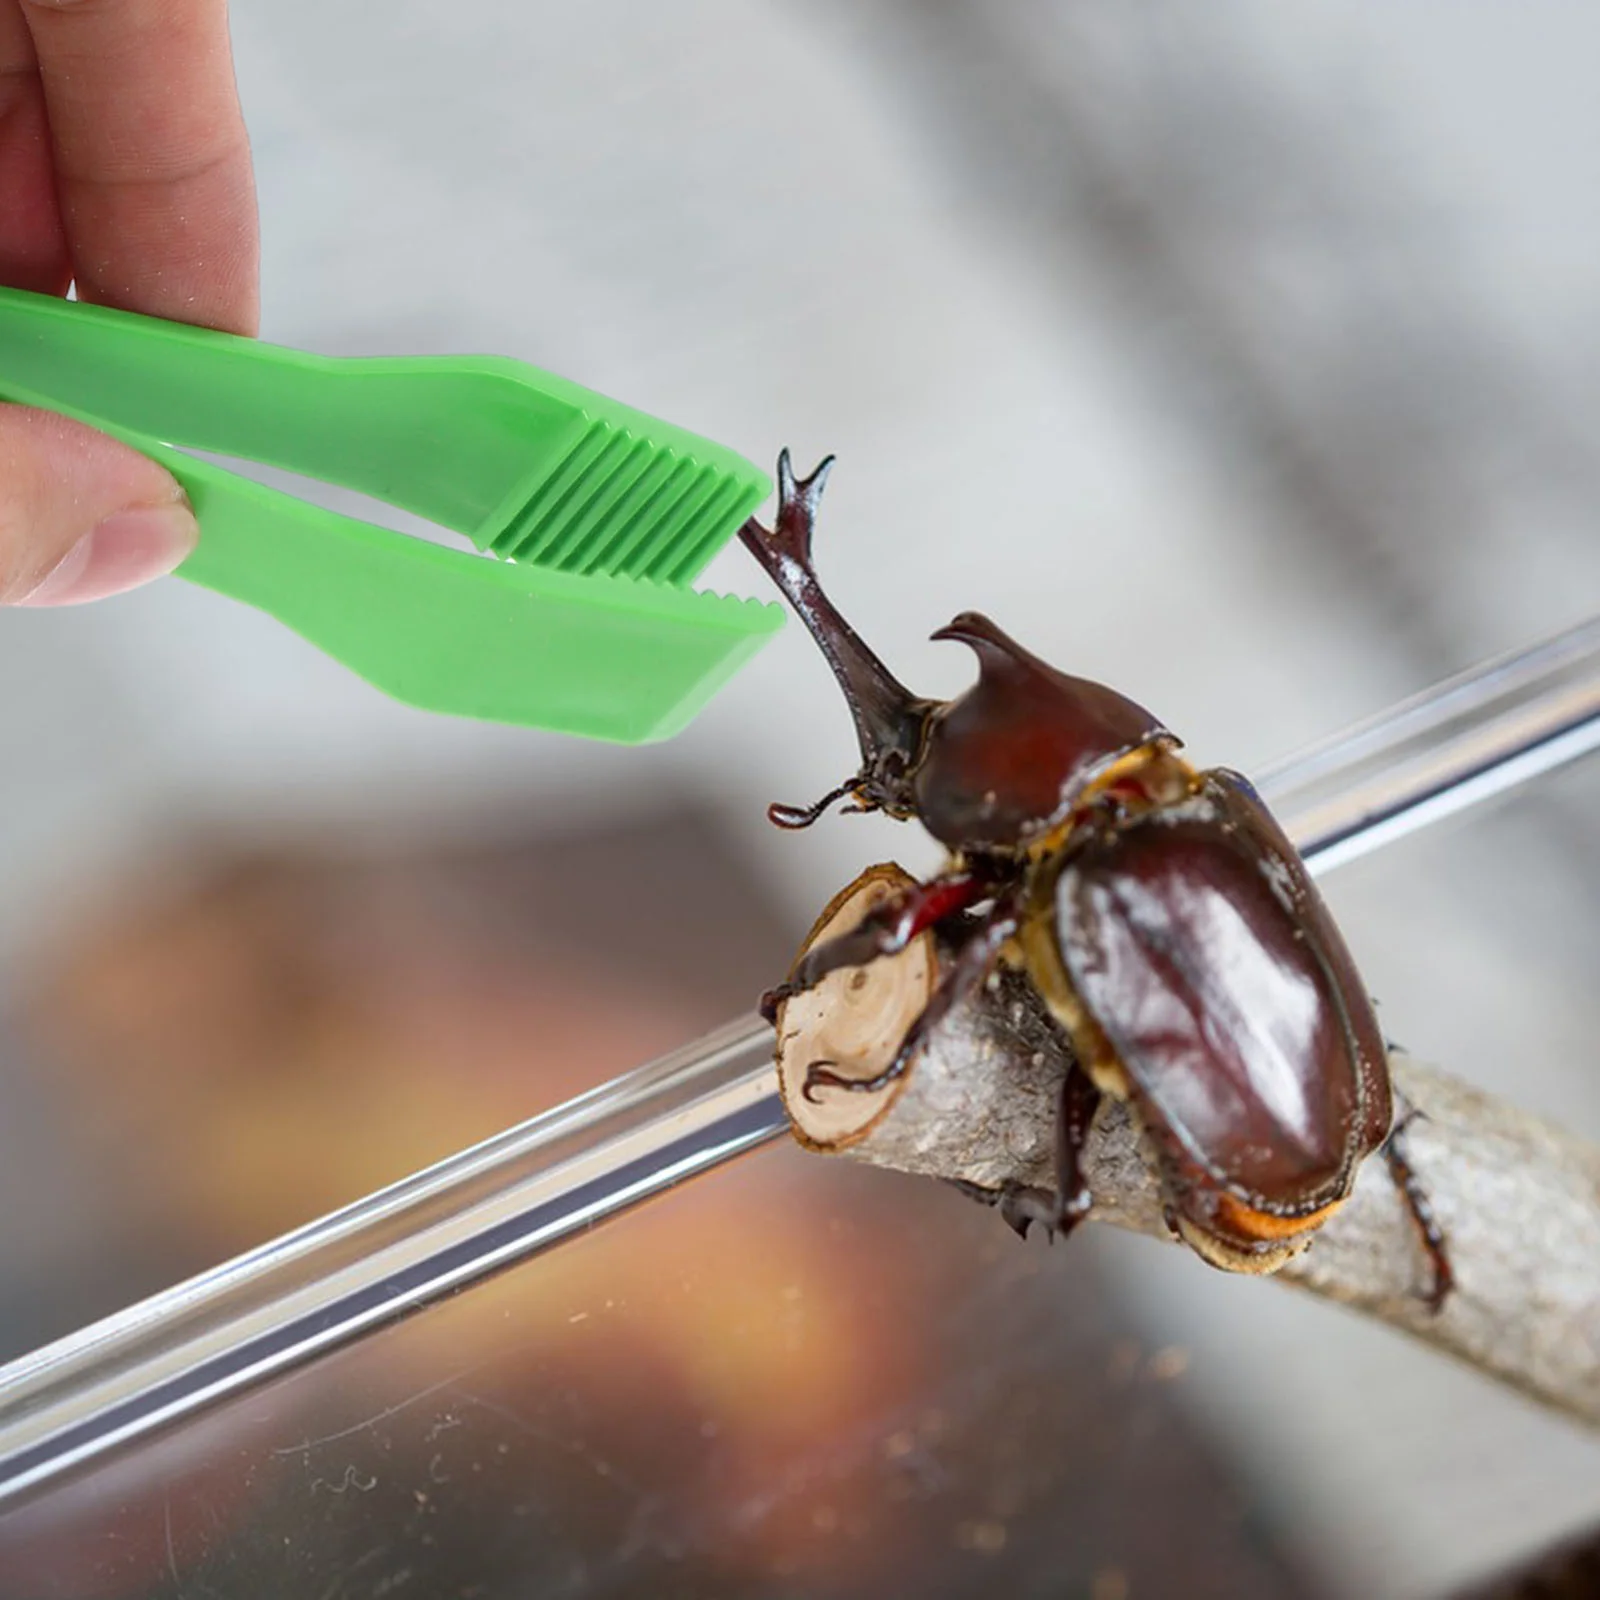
[1054,1062,1101,1234]
[760,869,992,1023]
[946,1177,1062,1243]
[944,1177,1062,1241]
[1382,1104,1454,1313]
[802,894,1020,1101]
[944,1177,1051,1237]
[766,774,865,832]
[995,1064,1102,1241]
[998,1183,1064,1241]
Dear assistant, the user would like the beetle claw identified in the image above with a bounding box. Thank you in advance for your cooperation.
[998,1182,1082,1244]
[758,984,796,1026]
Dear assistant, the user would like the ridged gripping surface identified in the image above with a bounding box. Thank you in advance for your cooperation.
[0,286,783,738]
[485,416,761,584]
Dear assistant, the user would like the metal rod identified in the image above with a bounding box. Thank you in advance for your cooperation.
[0,617,1595,1504]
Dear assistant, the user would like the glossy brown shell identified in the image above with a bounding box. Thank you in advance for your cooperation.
[1045,772,1392,1231]
[913,613,1170,852]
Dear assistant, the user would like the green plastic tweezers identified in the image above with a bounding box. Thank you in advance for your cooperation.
[0,286,782,743]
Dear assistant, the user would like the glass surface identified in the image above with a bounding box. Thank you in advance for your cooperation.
[0,1145,1329,1599]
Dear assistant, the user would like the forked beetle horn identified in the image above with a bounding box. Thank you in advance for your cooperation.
[739,451,933,796]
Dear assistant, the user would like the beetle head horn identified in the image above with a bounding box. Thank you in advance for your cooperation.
[739,450,935,819]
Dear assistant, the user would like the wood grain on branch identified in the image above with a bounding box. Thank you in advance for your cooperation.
[774,865,1600,1429]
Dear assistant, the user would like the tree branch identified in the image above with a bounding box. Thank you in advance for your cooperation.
[774,866,1600,1429]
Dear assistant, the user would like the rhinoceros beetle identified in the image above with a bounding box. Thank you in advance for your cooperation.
[742,451,1451,1310]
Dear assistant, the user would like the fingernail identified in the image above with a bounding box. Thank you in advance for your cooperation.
[12,502,200,608]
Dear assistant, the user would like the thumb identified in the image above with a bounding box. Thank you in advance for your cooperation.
[0,404,199,607]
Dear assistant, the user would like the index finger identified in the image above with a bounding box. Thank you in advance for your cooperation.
[21,0,258,333]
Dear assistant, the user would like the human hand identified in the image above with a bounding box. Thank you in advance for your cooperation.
[0,0,256,606]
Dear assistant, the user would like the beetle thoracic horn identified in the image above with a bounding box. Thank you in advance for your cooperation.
[739,451,934,808]
[929,610,1020,652]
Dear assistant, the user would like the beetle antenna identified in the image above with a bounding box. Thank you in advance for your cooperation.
[767,774,868,831]
[740,451,932,792]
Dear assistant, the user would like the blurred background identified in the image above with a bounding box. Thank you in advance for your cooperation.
[1,2,1599,1596]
